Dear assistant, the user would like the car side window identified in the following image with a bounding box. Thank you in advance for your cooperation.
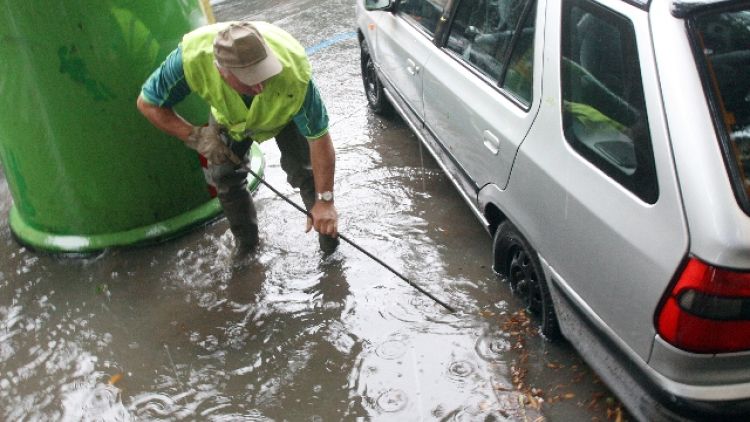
[502,3,535,104]
[397,0,449,35]
[561,0,658,203]
[445,0,534,101]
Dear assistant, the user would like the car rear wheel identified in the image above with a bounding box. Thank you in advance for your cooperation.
[493,221,560,339]
[360,40,393,116]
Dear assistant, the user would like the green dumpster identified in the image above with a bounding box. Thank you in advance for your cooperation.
[0,0,263,253]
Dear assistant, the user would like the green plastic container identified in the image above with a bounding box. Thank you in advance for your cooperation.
[0,1,263,253]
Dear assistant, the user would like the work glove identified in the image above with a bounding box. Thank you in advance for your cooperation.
[185,125,241,166]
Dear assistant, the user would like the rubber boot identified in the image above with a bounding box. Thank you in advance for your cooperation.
[219,191,259,253]
[299,181,339,254]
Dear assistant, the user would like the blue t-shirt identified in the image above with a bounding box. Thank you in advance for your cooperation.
[140,46,330,139]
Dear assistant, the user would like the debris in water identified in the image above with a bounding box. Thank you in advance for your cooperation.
[108,373,123,385]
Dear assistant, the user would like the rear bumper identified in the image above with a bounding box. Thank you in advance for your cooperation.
[547,269,750,421]
[654,396,750,421]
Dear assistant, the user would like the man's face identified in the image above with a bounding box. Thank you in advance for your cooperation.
[217,66,265,96]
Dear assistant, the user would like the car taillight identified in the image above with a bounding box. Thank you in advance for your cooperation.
[656,258,750,354]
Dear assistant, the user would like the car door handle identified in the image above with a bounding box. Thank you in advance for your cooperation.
[483,130,500,155]
[406,58,420,75]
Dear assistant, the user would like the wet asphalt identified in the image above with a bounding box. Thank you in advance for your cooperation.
[0,0,629,420]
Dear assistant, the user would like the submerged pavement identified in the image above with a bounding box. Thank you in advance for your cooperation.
[0,0,628,420]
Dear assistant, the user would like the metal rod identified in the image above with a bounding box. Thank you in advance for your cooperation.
[241,165,456,313]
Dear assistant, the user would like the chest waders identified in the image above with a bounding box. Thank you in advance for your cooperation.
[209,129,259,253]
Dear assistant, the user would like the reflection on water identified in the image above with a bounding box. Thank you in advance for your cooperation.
[0,0,626,420]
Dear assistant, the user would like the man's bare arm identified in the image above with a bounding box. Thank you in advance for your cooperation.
[136,95,193,142]
[309,132,335,194]
[307,132,338,237]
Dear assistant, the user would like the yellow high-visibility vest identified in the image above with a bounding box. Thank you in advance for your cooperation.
[182,21,311,142]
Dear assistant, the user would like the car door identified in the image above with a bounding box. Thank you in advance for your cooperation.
[423,0,541,191]
[373,0,449,119]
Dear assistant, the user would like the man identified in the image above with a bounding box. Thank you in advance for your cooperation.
[137,21,339,254]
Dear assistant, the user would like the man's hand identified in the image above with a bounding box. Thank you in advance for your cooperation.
[306,200,338,237]
[186,125,241,165]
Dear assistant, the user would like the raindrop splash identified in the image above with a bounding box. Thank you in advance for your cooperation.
[475,334,512,364]
[375,338,408,360]
[447,360,475,380]
[375,389,408,413]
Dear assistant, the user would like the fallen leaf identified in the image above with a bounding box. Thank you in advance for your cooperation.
[108,373,123,385]
[615,408,623,422]
[526,393,541,410]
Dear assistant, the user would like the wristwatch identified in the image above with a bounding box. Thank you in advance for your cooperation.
[316,191,334,202]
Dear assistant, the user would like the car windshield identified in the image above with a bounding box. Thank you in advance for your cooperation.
[692,7,750,206]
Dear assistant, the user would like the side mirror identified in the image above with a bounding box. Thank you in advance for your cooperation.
[365,0,393,11]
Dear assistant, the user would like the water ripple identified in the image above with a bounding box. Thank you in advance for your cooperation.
[447,360,475,380]
[130,393,177,418]
[375,388,408,413]
[475,334,512,364]
[375,338,407,360]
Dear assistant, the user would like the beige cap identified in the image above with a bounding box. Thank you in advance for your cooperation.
[213,22,282,86]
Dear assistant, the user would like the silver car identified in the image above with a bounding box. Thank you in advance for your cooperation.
[357,0,750,420]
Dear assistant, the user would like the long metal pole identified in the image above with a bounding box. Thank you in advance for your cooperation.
[241,165,456,313]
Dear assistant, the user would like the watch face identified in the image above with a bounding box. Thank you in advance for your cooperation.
[318,191,334,201]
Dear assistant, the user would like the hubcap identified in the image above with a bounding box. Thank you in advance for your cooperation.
[508,245,542,314]
[365,58,380,104]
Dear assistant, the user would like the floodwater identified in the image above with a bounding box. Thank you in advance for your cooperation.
[0,0,629,420]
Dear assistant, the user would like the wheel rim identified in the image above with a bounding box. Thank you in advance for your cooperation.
[507,245,543,314]
[364,58,380,105]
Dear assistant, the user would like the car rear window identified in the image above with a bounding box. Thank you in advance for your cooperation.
[690,7,750,211]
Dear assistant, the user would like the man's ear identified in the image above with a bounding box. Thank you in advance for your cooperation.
[214,61,227,77]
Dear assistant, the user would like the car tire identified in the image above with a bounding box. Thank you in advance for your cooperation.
[360,40,393,116]
[493,221,560,339]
